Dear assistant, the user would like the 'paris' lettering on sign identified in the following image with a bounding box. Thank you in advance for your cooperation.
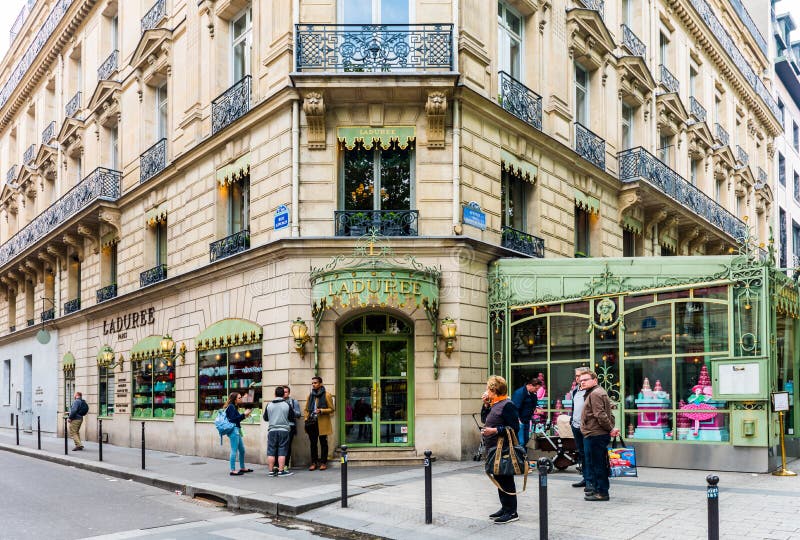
[103,307,156,335]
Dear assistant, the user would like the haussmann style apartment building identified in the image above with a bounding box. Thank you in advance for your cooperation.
[0,0,787,469]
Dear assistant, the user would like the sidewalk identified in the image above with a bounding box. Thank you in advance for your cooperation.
[3,429,800,540]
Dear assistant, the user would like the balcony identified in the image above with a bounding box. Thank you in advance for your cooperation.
[42,121,56,144]
[26,318,34,327]
[9,326,15,332]
[211,76,251,135]
[0,167,121,269]
[658,65,679,94]
[757,167,767,185]
[97,50,119,81]
[620,24,645,58]
[619,147,746,241]
[498,71,542,131]
[141,0,167,34]
[9,0,35,42]
[96,284,117,303]
[140,264,167,287]
[23,144,35,165]
[501,226,545,258]
[574,122,605,171]
[689,96,706,123]
[295,24,454,72]
[65,91,81,118]
[728,0,767,58]
[64,298,80,315]
[736,145,749,167]
[334,209,419,237]
[577,0,604,18]
[140,138,167,184]
[210,230,250,262]
[714,123,729,147]
[41,308,54,322]
[6,166,16,185]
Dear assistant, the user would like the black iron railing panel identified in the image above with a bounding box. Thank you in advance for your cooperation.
[97,49,119,81]
[295,24,453,72]
[574,122,606,171]
[27,318,34,327]
[620,24,645,57]
[659,64,679,94]
[498,71,542,130]
[64,298,80,314]
[209,230,250,262]
[9,325,15,332]
[736,145,749,167]
[689,96,706,123]
[140,138,167,184]
[41,308,54,322]
[140,264,167,287]
[42,120,56,144]
[141,0,166,34]
[729,0,768,58]
[6,166,16,184]
[96,284,117,303]
[65,91,81,118]
[577,0,604,18]
[501,226,545,258]
[758,167,767,185]
[619,147,746,241]
[211,76,251,134]
[334,210,419,237]
[23,144,35,165]
[715,123,729,147]
[9,0,36,42]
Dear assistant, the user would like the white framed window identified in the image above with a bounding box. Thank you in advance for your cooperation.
[232,8,252,82]
[156,83,168,139]
[575,64,589,125]
[110,125,118,170]
[690,159,698,185]
[689,65,697,98]
[227,175,250,235]
[111,15,118,50]
[498,1,523,80]
[659,33,668,67]
[621,104,633,150]
[658,134,671,165]
[340,0,410,24]
[622,0,632,26]
[156,221,167,266]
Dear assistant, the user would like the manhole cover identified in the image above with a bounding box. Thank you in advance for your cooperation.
[189,462,207,465]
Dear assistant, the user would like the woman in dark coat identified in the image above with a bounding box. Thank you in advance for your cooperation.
[481,375,521,524]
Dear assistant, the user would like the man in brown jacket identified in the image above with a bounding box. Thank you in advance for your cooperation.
[579,371,619,501]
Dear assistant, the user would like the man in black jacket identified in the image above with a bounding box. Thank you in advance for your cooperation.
[67,391,88,450]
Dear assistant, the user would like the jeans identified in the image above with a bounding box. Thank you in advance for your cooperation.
[228,428,245,471]
[519,421,531,448]
[583,433,610,496]
[68,418,83,447]
[306,423,328,464]
[571,425,585,480]
[494,475,517,514]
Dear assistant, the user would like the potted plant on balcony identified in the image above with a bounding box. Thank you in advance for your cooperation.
[348,212,369,237]
[382,211,406,236]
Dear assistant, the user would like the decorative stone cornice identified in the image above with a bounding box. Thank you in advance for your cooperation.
[425,91,447,149]
[302,91,326,150]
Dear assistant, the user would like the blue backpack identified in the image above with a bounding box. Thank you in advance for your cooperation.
[214,409,235,445]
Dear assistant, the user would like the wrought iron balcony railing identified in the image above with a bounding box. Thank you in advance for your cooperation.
[97,50,119,81]
[211,76,251,135]
[689,96,706,123]
[758,167,767,184]
[7,166,17,184]
[64,298,80,315]
[96,284,117,303]
[26,318,34,327]
[9,0,36,42]
[41,308,54,322]
[141,0,166,34]
[619,147,746,241]
[620,24,645,58]
[295,24,454,73]
[577,0,604,18]
[0,167,121,269]
[334,209,419,237]
[728,0,768,58]
[736,145,749,167]
[658,64,679,94]
[42,121,55,144]
[140,138,167,184]
[140,264,167,287]
[714,123,729,147]
[9,325,15,332]
[23,144,35,165]
[65,91,81,118]
[501,226,545,258]
[574,122,605,171]
[498,71,542,130]
[210,229,250,262]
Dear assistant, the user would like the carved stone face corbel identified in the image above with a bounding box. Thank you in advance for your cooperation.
[46,245,66,269]
[425,91,447,149]
[77,224,98,254]
[62,234,84,262]
[99,208,122,237]
[302,92,326,150]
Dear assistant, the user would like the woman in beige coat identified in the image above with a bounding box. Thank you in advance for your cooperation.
[304,376,335,470]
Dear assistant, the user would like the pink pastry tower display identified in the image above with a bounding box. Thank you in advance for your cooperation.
[676,365,729,442]
[633,377,671,439]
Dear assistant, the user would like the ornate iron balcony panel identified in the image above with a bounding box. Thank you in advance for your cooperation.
[658,64,679,94]
[9,0,36,42]
[619,147,746,241]
[26,318,34,327]
[9,326,15,332]
[141,0,166,34]
[736,145,749,167]
[209,229,250,262]
[140,138,167,183]
[140,264,167,287]
[620,24,645,57]
[577,0,604,18]
[501,226,545,258]
[728,0,767,57]
[64,298,80,314]
[295,24,453,72]
[574,122,606,171]
[23,144,35,165]
[334,210,419,237]
[689,96,706,123]
[65,91,81,118]
[758,167,767,184]
[41,308,54,322]
[211,76,251,135]
[0,167,121,269]
[96,284,117,303]
[7,166,17,184]
[715,123,729,147]
[0,0,76,111]
[42,120,55,144]
[97,50,119,81]
[498,71,542,130]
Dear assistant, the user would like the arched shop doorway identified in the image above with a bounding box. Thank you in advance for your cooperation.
[338,313,414,447]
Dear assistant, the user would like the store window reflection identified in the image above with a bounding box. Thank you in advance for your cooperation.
[197,345,262,423]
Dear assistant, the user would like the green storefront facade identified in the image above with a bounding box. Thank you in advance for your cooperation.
[488,247,799,472]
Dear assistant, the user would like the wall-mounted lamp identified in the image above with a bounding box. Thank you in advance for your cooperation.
[97,345,124,371]
[160,334,187,365]
[440,316,457,357]
[291,317,312,358]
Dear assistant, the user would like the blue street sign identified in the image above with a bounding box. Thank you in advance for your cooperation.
[274,204,289,230]
[462,202,486,231]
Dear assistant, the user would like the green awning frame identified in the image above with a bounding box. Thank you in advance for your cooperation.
[63,352,75,373]
[575,190,600,215]
[501,149,537,183]
[622,215,643,235]
[216,154,251,186]
[130,335,165,362]
[195,318,263,351]
[145,204,167,227]
[337,126,416,150]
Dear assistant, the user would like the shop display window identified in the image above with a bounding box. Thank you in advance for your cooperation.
[64,372,75,412]
[132,355,176,419]
[674,301,728,355]
[511,317,547,362]
[550,316,590,361]
[510,364,549,422]
[624,411,673,440]
[98,366,115,417]
[623,358,673,410]
[197,345,262,423]
[624,304,672,357]
[777,315,795,434]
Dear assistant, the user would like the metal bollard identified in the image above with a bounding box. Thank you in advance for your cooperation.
[424,450,433,524]
[64,416,68,455]
[15,414,19,445]
[98,419,103,462]
[707,475,719,540]
[37,416,41,450]
[537,457,551,540]
[141,422,146,470]
[340,445,348,508]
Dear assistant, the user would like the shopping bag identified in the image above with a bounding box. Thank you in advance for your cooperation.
[607,436,637,477]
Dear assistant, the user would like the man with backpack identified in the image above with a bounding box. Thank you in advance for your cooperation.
[67,391,89,450]
[264,386,294,477]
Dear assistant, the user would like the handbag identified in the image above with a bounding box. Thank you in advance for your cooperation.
[607,436,638,478]
[485,426,529,494]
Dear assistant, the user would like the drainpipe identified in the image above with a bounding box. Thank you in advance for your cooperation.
[452,99,461,233]
[452,0,459,73]
[292,100,300,237]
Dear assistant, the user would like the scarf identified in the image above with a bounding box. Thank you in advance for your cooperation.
[307,386,327,413]
[490,394,509,406]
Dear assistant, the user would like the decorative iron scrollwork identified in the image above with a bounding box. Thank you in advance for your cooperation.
[501,226,544,258]
[334,210,419,237]
[575,122,606,171]
[498,71,542,131]
[140,264,167,287]
[211,76,251,134]
[140,138,167,184]
[209,230,250,262]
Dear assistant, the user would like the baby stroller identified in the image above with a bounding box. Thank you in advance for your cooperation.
[533,421,581,471]
[471,413,486,461]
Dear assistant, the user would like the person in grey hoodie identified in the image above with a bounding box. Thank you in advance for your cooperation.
[263,386,294,477]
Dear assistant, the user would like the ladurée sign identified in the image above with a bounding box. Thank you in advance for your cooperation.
[103,307,156,335]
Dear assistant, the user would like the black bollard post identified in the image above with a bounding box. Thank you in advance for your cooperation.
[537,457,551,540]
[64,416,68,455]
[98,419,103,462]
[141,421,146,470]
[15,414,19,445]
[37,416,41,450]
[424,450,433,525]
[707,475,719,540]
[340,445,348,508]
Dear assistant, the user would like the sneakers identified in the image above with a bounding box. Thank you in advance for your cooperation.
[493,513,519,524]
[278,470,294,477]
[584,492,610,501]
[489,508,505,519]
[72,446,84,451]
[571,480,586,488]
[268,470,278,477]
